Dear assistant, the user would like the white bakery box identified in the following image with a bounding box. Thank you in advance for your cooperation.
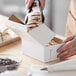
[6,15,65,62]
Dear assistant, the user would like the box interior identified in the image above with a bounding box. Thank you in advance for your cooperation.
[9,15,24,24]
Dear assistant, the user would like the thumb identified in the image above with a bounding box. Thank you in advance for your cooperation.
[25,0,34,9]
[64,35,76,43]
[40,0,45,9]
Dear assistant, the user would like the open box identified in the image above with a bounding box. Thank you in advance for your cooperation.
[6,15,65,62]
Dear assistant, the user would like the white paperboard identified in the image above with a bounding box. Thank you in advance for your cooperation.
[28,59,76,76]
[6,16,64,62]
[28,24,55,45]
[29,71,76,76]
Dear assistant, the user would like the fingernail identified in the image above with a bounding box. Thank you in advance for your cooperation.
[57,49,61,53]
[57,54,60,58]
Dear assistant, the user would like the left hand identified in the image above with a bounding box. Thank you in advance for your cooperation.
[57,35,76,61]
[25,0,45,9]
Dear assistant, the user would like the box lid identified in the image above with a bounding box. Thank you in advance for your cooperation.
[28,24,55,45]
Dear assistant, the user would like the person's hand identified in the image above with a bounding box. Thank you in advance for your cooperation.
[57,35,76,61]
[25,0,45,9]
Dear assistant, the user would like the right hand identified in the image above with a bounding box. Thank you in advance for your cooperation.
[25,0,45,9]
[57,35,76,61]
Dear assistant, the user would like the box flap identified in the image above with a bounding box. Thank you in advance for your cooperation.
[6,20,27,33]
[9,15,24,24]
[29,24,55,45]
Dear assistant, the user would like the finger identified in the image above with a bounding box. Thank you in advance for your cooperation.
[57,41,73,53]
[60,51,76,61]
[57,43,65,52]
[64,35,76,43]
[26,0,34,8]
[58,47,76,61]
[60,53,71,61]
[40,0,45,9]
[25,0,28,4]
[57,50,68,58]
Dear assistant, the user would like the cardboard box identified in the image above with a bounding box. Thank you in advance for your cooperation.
[6,15,65,62]
[0,15,20,47]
